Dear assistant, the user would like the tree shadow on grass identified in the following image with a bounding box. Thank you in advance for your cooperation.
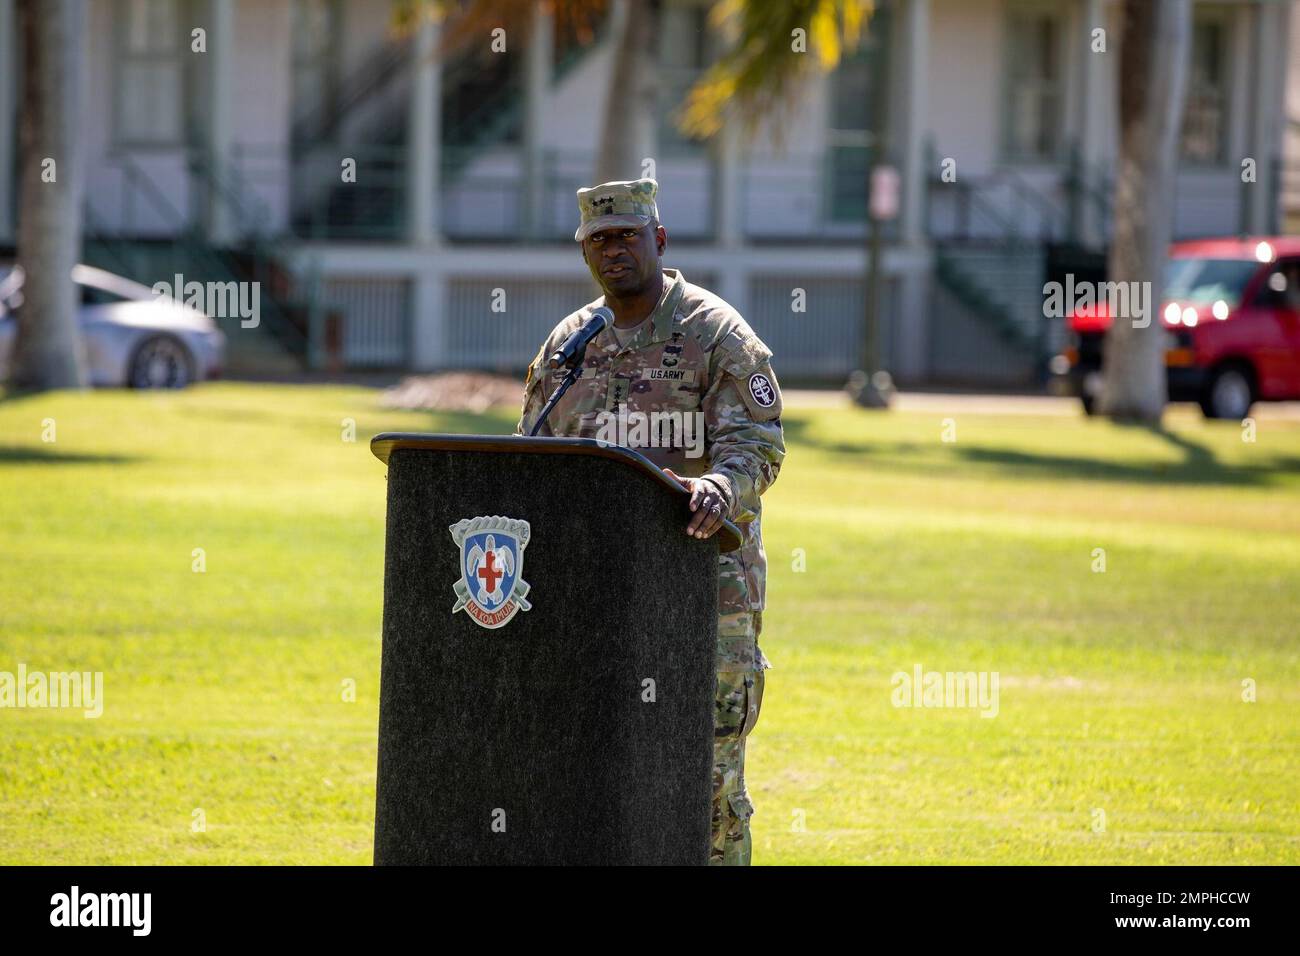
[0,446,138,466]
[780,414,1300,489]
[171,401,517,437]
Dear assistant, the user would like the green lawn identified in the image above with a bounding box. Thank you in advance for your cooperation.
[1,382,1297,864]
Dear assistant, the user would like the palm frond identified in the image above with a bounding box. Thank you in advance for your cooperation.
[679,0,874,142]
[391,0,610,59]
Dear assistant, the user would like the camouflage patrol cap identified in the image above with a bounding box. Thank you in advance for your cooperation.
[574,177,659,241]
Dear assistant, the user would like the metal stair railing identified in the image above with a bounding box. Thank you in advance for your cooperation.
[924,146,1057,366]
[287,7,610,240]
[291,37,414,149]
[86,152,308,361]
[1063,146,1114,247]
[189,149,344,365]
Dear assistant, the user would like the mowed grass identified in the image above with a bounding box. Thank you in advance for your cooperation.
[0,382,1297,865]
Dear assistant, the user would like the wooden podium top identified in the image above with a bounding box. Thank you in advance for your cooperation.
[371,432,742,553]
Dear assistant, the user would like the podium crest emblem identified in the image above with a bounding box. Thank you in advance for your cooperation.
[449,515,532,629]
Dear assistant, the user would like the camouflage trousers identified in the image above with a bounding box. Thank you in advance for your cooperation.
[710,610,767,866]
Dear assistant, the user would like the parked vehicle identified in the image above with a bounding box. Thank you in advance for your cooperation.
[0,264,224,389]
[1052,238,1300,418]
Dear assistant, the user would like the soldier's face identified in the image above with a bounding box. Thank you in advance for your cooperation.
[582,222,666,297]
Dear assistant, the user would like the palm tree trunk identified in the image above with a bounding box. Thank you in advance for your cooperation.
[10,0,88,392]
[1098,0,1190,422]
[595,0,659,182]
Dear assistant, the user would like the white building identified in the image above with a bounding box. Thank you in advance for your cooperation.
[0,0,1294,385]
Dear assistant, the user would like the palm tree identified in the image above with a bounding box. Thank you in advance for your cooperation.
[1097,0,1191,423]
[679,0,878,402]
[678,0,867,142]
[8,0,88,392]
[595,0,662,182]
[402,0,869,210]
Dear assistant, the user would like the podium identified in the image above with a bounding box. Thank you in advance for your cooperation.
[370,433,742,865]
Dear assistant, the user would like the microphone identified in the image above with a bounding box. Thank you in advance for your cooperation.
[548,306,613,369]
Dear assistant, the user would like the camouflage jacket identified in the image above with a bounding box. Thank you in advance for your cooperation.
[515,269,786,650]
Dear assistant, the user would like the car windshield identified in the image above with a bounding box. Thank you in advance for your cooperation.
[80,283,130,306]
[1164,258,1258,306]
[71,265,156,302]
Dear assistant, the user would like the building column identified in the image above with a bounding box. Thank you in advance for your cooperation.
[411,269,446,370]
[1246,0,1288,234]
[712,0,744,249]
[898,0,929,249]
[406,12,441,244]
[711,8,745,315]
[204,0,234,245]
[715,118,745,246]
[890,0,931,384]
[521,1,553,239]
[715,269,749,323]
[714,128,747,315]
[0,0,14,243]
[1076,0,1108,247]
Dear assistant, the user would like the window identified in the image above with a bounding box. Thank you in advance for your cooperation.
[826,4,891,222]
[1164,258,1258,307]
[1258,260,1300,310]
[292,0,341,145]
[80,283,129,307]
[115,0,187,146]
[1180,16,1229,165]
[1002,5,1064,162]
[657,3,713,155]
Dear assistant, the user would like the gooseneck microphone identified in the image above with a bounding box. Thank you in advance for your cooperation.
[549,306,613,369]
[530,307,614,436]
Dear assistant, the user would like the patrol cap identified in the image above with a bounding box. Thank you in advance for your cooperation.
[574,177,659,241]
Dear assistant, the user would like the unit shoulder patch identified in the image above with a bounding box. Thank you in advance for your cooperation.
[748,371,777,408]
[714,328,782,420]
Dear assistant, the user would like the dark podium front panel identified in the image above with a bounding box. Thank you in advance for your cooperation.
[372,435,726,865]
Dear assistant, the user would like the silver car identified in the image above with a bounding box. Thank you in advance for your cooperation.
[0,264,225,388]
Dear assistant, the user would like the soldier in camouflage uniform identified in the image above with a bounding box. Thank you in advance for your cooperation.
[515,178,785,866]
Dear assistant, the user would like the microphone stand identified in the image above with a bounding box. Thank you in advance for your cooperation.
[529,362,584,436]
[528,308,611,436]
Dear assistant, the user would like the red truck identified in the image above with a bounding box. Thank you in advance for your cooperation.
[1052,237,1300,418]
